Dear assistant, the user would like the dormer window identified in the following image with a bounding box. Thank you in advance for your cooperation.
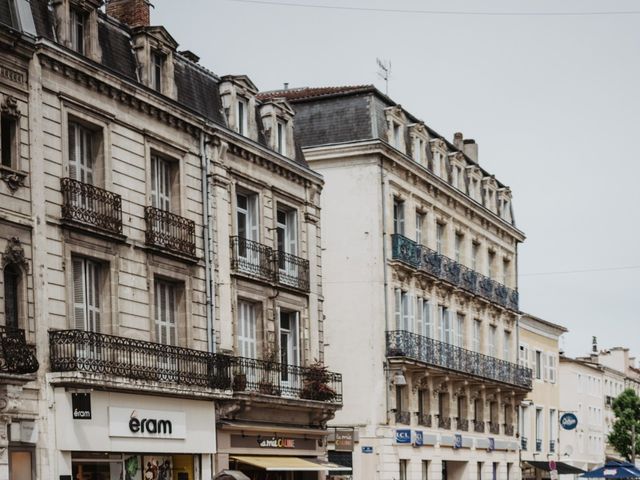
[276,120,287,155]
[392,123,402,149]
[151,50,165,93]
[412,136,424,164]
[237,98,248,135]
[70,7,87,54]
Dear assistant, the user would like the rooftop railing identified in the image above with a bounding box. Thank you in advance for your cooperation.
[391,234,518,311]
[386,330,532,390]
[61,178,123,236]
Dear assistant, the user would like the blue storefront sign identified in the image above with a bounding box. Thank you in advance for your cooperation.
[395,429,411,444]
[414,430,423,446]
[361,446,373,454]
[488,438,495,451]
[454,434,462,449]
[560,413,578,430]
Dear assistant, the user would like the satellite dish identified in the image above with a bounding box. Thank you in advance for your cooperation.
[564,445,574,456]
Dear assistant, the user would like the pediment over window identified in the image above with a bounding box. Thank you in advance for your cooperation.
[142,25,179,51]
[220,75,259,97]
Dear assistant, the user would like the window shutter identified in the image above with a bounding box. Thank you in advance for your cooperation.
[543,353,549,381]
[408,294,415,333]
[248,194,259,241]
[423,300,432,338]
[72,258,87,330]
[416,297,423,336]
[86,260,100,333]
[151,154,157,207]
[394,289,401,330]
[287,210,297,255]
[168,284,176,346]
[68,123,78,180]
[292,311,300,366]
[80,126,93,184]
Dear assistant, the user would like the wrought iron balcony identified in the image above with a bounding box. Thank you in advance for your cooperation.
[489,422,500,435]
[521,437,528,450]
[504,424,515,436]
[0,326,38,374]
[536,439,542,452]
[437,415,452,429]
[386,330,533,390]
[418,413,432,427]
[49,330,342,404]
[395,411,411,424]
[391,234,519,311]
[550,440,556,452]
[457,417,469,431]
[229,236,310,293]
[473,419,485,433]
[61,178,123,236]
[145,206,196,257]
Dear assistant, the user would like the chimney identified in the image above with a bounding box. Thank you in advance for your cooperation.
[592,336,598,353]
[284,83,289,90]
[106,0,151,28]
[453,132,463,149]
[463,139,478,164]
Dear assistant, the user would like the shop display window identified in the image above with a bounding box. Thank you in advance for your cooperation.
[71,453,194,480]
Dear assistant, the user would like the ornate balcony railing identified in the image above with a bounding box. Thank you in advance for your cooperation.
[275,250,310,292]
[391,234,519,310]
[418,413,432,427]
[386,330,533,390]
[504,424,515,436]
[457,417,469,431]
[473,419,485,433]
[230,236,275,283]
[437,415,451,429]
[145,206,196,257]
[489,422,500,434]
[49,330,342,404]
[61,178,123,235]
[521,437,528,450]
[395,411,411,424]
[0,326,38,374]
[549,440,556,452]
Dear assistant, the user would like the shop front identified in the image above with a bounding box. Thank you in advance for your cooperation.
[53,389,217,480]
[216,423,349,480]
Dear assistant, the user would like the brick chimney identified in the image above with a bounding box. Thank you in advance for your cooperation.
[106,0,150,28]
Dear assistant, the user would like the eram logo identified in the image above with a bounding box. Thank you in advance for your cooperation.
[560,413,578,430]
[128,410,173,435]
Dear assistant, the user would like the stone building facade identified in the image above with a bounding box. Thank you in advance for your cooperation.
[259,86,532,480]
[0,1,341,479]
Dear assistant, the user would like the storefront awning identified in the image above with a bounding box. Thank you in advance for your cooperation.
[525,461,586,475]
[231,456,352,472]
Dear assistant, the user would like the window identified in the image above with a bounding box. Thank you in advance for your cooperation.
[433,151,442,176]
[68,121,97,184]
[436,222,445,254]
[394,289,412,331]
[472,319,481,352]
[151,50,164,93]
[413,136,424,164]
[70,7,87,54]
[276,120,286,155]
[549,409,557,445]
[439,305,451,344]
[151,154,174,211]
[535,350,542,380]
[399,459,408,480]
[415,211,424,244]
[422,460,429,480]
[154,279,177,346]
[477,462,483,480]
[535,407,543,448]
[502,259,510,285]
[417,297,431,337]
[455,313,464,347]
[492,463,498,480]
[454,232,463,262]
[471,242,479,271]
[236,191,259,241]
[519,344,529,367]
[503,331,511,361]
[237,98,248,135]
[72,257,101,332]
[548,354,557,383]
[391,123,402,149]
[488,250,495,278]
[9,450,33,480]
[451,165,459,187]
[3,265,20,330]
[237,301,257,359]
[393,198,404,235]
[276,206,297,256]
[279,310,299,378]
[488,325,497,356]
[1,111,18,169]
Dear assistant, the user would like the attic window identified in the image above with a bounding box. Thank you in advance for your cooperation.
[70,7,87,54]
[391,123,402,149]
[237,98,248,135]
[276,120,287,155]
[151,50,165,93]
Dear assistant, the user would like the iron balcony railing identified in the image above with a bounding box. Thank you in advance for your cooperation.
[61,178,123,235]
[504,424,515,436]
[0,326,39,374]
[229,236,310,292]
[473,419,485,433]
[489,422,500,435]
[457,417,469,431]
[386,330,533,390]
[418,413,432,427]
[521,437,528,450]
[391,234,519,311]
[145,206,196,257]
[395,411,411,424]
[437,415,452,429]
[49,330,342,404]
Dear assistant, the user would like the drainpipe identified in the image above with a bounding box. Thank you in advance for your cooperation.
[200,130,216,353]
[380,156,390,423]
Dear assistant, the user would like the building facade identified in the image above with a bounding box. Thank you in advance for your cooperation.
[259,86,532,480]
[0,1,341,479]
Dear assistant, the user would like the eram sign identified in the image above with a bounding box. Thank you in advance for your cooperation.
[109,407,186,439]
[560,413,578,431]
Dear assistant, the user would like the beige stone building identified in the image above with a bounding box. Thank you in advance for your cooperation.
[0,1,342,479]
[259,86,532,480]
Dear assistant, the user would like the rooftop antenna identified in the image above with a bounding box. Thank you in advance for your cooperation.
[376,58,391,96]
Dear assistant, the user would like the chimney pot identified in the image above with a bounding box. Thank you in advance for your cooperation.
[106,0,151,28]
[453,132,463,149]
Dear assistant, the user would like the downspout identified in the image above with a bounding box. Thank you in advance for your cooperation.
[200,130,216,353]
[380,156,391,423]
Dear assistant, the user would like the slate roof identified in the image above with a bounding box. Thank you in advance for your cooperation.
[258,85,374,102]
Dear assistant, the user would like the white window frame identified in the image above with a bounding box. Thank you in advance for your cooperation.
[238,300,257,359]
[151,154,172,211]
[68,121,95,184]
[151,50,164,93]
[72,257,101,333]
[276,120,287,155]
[154,279,177,346]
[415,211,424,244]
[472,319,481,352]
[436,223,445,254]
[393,198,405,235]
[70,7,86,54]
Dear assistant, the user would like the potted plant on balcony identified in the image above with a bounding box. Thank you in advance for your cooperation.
[300,360,337,402]
[257,348,281,396]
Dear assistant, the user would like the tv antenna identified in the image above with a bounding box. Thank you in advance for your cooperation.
[376,58,391,95]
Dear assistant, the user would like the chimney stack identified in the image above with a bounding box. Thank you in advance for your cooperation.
[106,0,151,28]
[463,139,478,164]
[592,336,598,353]
[453,132,463,149]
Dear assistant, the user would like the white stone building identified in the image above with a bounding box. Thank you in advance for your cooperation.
[259,86,532,480]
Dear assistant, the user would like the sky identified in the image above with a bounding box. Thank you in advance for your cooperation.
[153,0,640,359]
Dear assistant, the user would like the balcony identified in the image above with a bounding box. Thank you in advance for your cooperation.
[489,422,500,435]
[418,413,432,427]
[473,419,485,433]
[229,236,310,293]
[395,411,411,424]
[61,178,123,236]
[521,437,528,450]
[386,330,533,390]
[49,330,342,404]
[391,234,518,311]
[0,326,38,374]
[457,417,469,431]
[145,206,196,258]
[437,415,451,429]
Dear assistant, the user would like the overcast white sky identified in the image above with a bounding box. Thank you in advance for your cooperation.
[153,0,640,359]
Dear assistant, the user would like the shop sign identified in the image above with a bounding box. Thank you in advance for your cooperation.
[335,429,354,452]
[72,393,92,420]
[361,446,373,454]
[414,430,423,447]
[453,434,462,449]
[560,413,578,430]
[230,434,317,451]
[109,407,186,439]
[395,429,411,444]
[258,436,296,448]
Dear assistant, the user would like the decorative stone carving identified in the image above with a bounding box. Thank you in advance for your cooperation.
[0,169,26,192]
[1,95,19,119]
[2,237,27,268]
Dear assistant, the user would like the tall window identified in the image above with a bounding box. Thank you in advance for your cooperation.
[503,331,511,361]
[393,198,404,235]
[417,297,431,337]
[548,354,557,383]
[151,154,173,211]
[471,241,479,271]
[151,50,164,93]
[72,257,101,332]
[237,98,248,135]
[276,207,297,255]
[454,233,463,262]
[276,120,286,155]
[3,265,20,330]
[472,319,481,352]
[413,137,424,163]
[154,279,177,346]
[279,310,299,379]
[439,305,451,344]
[68,122,95,184]
[535,407,543,449]
[237,301,257,359]
[422,460,429,480]
[502,259,510,285]
[436,222,444,254]
[433,151,441,176]
[415,211,424,244]
[236,192,259,241]
[394,289,411,331]
[399,459,408,480]
[535,350,542,379]
[488,325,497,356]
[455,313,464,348]
[488,251,496,278]
[1,112,18,169]
[391,123,402,149]
[549,409,557,446]
[70,7,86,54]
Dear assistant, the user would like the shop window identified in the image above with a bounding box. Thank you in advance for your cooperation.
[9,450,33,480]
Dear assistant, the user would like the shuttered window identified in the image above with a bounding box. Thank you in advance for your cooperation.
[72,257,101,332]
[68,122,94,184]
[154,280,177,346]
[151,154,172,211]
[238,301,257,359]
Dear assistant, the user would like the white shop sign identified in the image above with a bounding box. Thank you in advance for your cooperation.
[109,407,186,439]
